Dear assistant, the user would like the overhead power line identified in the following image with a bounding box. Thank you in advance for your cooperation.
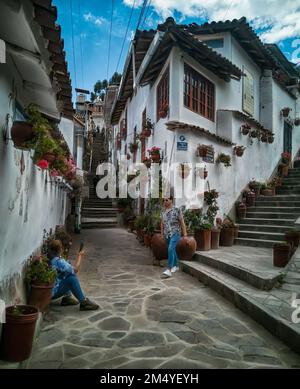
[115,0,136,73]
[107,0,115,82]
[141,0,152,29]
[70,0,77,88]
[78,0,85,88]
[136,0,149,32]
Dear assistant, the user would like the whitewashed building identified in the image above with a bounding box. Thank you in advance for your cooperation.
[110,17,300,216]
[0,0,78,303]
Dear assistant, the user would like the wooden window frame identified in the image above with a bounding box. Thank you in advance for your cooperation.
[157,67,169,122]
[184,63,215,122]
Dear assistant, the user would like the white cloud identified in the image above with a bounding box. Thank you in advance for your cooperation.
[123,0,144,8]
[123,0,300,44]
[83,12,106,27]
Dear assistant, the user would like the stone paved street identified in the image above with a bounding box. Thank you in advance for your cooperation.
[27,229,300,369]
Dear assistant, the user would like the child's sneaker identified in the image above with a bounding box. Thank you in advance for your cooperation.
[61,295,79,306]
[79,298,99,311]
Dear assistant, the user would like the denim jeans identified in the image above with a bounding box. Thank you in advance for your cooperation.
[165,232,181,269]
[52,274,85,303]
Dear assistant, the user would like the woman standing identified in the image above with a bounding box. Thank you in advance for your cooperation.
[161,195,187,278]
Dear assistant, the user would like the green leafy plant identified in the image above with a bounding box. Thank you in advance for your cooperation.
[216,153,231,167]
[25,255,57,285]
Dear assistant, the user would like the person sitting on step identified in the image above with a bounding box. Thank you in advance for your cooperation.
[47,240,99,311]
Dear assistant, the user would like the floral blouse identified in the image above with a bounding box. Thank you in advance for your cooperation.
[161,207,182,239]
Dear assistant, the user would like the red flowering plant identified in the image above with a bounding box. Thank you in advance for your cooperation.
[147,146,161,155]
[25,255,57,286]
[37,159,49,170]
[281,152,291,165]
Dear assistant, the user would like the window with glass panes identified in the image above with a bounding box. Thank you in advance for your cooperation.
[157,68,169,121]
[184,64,215,121]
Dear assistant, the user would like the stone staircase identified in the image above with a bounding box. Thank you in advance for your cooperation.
[81,133,118,229]
[236,167,300,248]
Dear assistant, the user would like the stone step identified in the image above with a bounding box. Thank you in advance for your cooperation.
[238,230,285,242]
[234,237,284,248]
[180,261,300,354]
[282,178,300,184]
[248,207,300,214]
[238,224,295,234]
[194,252,280,290]
[240,218,294,227]
[255,201,300,207]
[246,211,296,220]
[81,223,117,229]
[277,189,300,194]
[256,195,300,202]
[279,184,300,190]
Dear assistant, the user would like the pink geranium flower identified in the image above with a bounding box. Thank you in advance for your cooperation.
[37,159,49,170]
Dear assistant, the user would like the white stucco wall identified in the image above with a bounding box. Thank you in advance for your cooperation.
[112,40,300,218]
[0,51,69,304]
[59,116,74,155]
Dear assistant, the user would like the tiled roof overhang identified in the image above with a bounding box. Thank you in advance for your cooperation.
[111,30,155,125]
[32,0,73,119]
[182,17,277,70]
[139,18,243,86]
[166,120,235,146]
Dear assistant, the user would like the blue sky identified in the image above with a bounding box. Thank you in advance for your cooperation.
[53,0,300,99]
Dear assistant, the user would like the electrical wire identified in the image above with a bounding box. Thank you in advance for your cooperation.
[141,0,152,29]
[115,0,136,73]
[107,0,115,82]
[78,0,85,88]
[223,0,235,21]
[70,0,77,88]
[136,0,149,32]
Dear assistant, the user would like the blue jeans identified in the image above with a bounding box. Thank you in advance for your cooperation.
[52,274,85,303]
[165,232,181,269]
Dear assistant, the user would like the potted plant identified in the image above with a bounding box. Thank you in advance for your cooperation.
[216,153,231,167]
[204,190,219,206]
[178,163,191,179]
[240,123,251,135]
[197,145,209,158]
[249,179,261,197]
[285,230,300,254]
[294,118,300,127]
[281,107,292,117]
[268,134,275,144]
[219,217,236,247]
[0,304,39,362]
[260,132,268,143]
[234,146,246,157]
[244,190,256,206]
[142,118,154,137]
[148,146,161,162]
[184,209,211,251]
[273,242,291,267]
[249,129,260,139]
[260,183,273,197]
[279,152,291,176]
[236,201,247,219]
[25,255,57,312]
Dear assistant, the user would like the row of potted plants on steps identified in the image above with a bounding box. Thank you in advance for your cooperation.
[0,227,72,362]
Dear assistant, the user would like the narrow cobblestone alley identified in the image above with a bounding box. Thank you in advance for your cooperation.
[27,229,300,369]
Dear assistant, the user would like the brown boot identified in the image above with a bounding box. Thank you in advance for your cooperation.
[79,298,99,311]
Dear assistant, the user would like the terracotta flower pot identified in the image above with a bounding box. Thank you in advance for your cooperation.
[268,136,274,144]
[0,305,38,362]
[151,233,168,260]
[281,165,289,177]
[144,234,152,248]
[285,232,300,253]
[219,228,235,247]
[176,236,197,260]
[150,153,160,162]
[235,148,244,157]
[142,129,151,138]
[261,189,273,196]
[282,108,291,118]
[11,121,35,149]
[28,283,54,312]
[194,229,211,251]
[273,244,291,267]
[261,135,268,143]
[246,192,256,206]
[211,229,220,250]
[197,147,208,157]
[236,204,247,219]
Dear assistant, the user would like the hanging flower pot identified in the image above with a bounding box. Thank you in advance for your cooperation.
[241,124,251,135]
[0,305,38,362]
[126,153,131,160]
[142,128,151,138]
[250,129,260,138]
[281,107,292,118]
[129,143,138,153]
[294,118,300,126]
[178,164,191,179]
[11,121,36,149]
[261,133,268,143]
[159,104,169,119]
[197,145,208,158]
[268,134,275,144]
[234,146,246,157]
[148,146,161,162]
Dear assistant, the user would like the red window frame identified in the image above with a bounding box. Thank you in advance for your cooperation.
[157,68,169,121]
[184,63,215,122]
